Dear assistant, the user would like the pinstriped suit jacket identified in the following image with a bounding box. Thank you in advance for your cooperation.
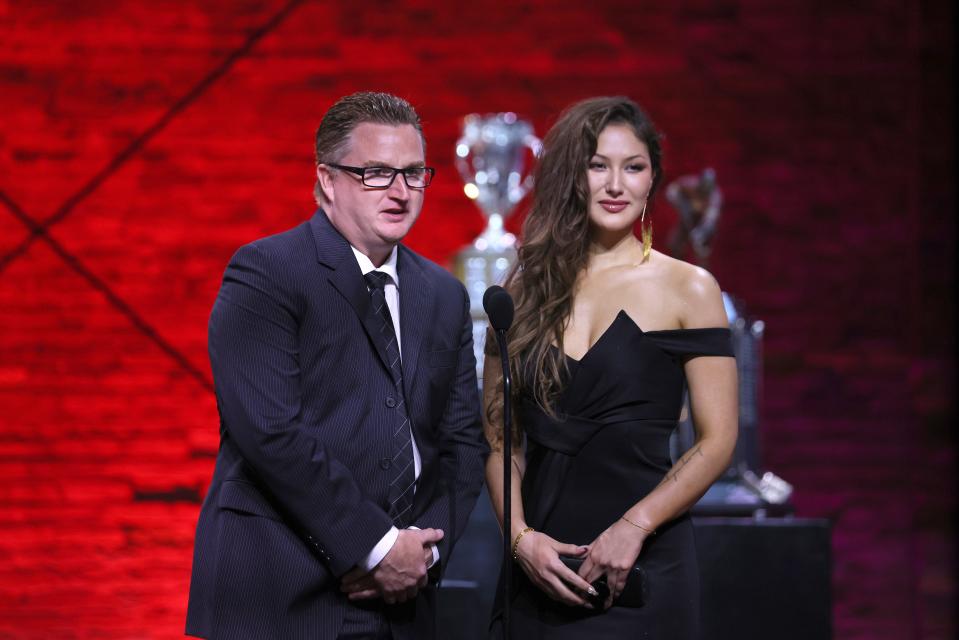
[186,210,488,639]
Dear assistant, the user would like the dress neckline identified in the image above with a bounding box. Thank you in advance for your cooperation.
[563,310,728,363]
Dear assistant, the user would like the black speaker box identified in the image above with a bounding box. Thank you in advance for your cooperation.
[695,517,832,640]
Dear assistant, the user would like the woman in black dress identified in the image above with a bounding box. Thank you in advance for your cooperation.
[485,97,738,638]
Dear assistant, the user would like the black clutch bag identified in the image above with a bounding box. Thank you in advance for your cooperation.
[560,555,648,608]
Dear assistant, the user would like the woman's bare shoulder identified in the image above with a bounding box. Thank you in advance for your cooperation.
[651,252,726,329]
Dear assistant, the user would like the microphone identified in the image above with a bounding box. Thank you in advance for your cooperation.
[483,285,515,638]
[483,285,514,331]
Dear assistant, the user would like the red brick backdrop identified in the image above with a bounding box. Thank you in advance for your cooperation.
[0,1,954,638]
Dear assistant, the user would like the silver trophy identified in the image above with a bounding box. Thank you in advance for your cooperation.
[666,169,792,515]
[456,112,542,251]
[665,167,723,267]
[453,113,542,375]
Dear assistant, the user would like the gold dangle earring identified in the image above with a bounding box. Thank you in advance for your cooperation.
[640,196,653,263]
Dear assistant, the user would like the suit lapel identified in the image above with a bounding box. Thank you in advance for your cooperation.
[310,211,392,375]
[397,246,432,400]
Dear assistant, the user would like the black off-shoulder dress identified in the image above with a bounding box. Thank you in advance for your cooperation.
[492,310,734,639]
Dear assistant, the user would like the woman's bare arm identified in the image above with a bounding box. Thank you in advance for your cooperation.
[578,266,738,605]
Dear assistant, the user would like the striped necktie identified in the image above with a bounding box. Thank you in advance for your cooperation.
[364,271,415,527]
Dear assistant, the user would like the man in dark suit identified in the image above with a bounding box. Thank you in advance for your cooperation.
[186,92,488,639]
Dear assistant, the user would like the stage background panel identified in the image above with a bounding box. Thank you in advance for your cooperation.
[0,1,953,638]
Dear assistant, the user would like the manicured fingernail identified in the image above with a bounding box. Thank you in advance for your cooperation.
[587,586,598,596]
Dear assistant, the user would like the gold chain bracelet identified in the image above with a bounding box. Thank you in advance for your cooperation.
[621,515,655,535]
[511,527,534,559]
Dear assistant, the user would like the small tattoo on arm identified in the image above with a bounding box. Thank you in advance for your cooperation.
[662,445,704,484]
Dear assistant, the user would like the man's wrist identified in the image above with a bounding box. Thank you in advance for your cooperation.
[360,526,399,572]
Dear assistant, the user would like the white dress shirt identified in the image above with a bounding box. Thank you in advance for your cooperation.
[351,245,437,571]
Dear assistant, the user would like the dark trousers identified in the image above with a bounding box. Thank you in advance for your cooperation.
[338,606,392,640]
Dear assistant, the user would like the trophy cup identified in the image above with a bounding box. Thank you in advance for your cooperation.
[453,113,542,376]
[665,169,792,515]
[665,167,723,267]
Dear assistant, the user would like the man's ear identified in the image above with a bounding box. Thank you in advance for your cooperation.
[316,164,335,204]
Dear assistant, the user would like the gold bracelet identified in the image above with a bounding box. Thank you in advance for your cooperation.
[511,527,534,559]
[621,515,655,535]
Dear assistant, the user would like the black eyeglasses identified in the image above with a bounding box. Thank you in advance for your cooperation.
[327,164,435,189]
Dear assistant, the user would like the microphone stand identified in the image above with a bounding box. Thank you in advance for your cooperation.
[494,327,513,639]
[485,284,515,639]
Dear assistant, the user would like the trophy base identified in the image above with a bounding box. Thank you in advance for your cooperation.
[452,244,517,381]
[691,483,794,518]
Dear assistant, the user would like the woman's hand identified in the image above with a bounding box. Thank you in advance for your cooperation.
[514,531,597,607]
[578,519,649,609]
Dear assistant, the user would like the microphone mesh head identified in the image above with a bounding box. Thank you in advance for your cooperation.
[483,285,514,331]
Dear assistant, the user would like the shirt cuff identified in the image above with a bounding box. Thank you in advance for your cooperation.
[407,525,440,568]
[360,526,399,572]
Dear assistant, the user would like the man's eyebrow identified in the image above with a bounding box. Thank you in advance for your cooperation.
[360,160,427,169]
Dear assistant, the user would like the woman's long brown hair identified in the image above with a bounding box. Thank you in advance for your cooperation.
[485,97,663,446]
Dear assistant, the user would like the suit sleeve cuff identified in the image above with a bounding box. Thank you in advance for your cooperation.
[360,526,399,572]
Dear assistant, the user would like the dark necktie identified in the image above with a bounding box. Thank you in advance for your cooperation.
[364,271,415,528]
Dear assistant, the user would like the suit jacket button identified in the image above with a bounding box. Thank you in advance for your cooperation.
[385,396,396,408]
[380,458,391,470]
